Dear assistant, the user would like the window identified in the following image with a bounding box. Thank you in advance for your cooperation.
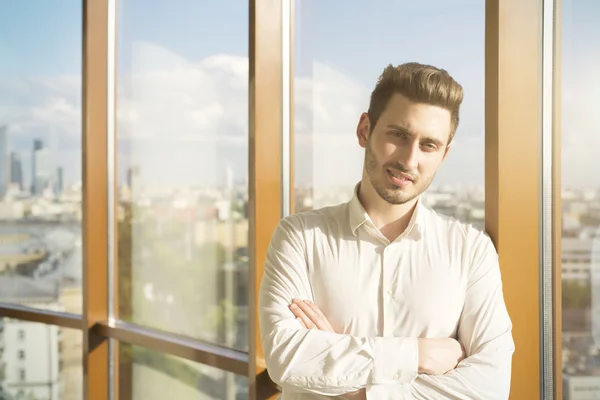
[0,3,83,394]
[0,319,80,399]
[293,0,485,230]
[115,0,249,353]
[0,1,555,399]
[119,343,247,399]
[0,0,82,315]
[560,0,600,397]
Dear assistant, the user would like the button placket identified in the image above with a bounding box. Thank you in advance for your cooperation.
[382,245,394,337]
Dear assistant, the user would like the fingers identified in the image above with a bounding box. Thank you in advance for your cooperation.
[304,300,334,332]
[288,298,331,331]
[296,299,324,327]
[305,299,326,318]
[289,302,316,329]
[296,316,307,329]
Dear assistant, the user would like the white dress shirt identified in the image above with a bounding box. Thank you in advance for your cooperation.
[258,185,515,399]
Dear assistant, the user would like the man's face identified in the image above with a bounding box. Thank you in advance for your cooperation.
[357,93,452,205]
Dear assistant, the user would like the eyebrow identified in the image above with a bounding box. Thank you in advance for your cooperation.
[386,124,446,147]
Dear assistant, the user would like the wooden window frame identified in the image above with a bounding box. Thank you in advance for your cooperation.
[0,0,563,399]
[485,0,549,399]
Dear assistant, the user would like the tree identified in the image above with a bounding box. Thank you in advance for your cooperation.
[562,280,591,309]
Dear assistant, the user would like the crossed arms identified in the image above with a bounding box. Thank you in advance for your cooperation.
[258,218,515,399]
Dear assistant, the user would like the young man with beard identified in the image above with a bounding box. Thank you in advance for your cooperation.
[258,62,514,399]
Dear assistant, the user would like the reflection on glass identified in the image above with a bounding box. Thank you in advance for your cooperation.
[561,1,600,397]
[116,0,249,351]
[0,318,82,400]
[292,0,485,228]
[0,4,83,309]
[118,344,247,400]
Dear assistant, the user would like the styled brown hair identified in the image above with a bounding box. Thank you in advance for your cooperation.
[368,62,464,143]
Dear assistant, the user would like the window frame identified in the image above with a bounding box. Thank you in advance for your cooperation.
[0,0,557,399]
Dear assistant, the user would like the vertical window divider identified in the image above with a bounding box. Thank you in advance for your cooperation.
[485,0,543,398]
[248,0,284,398]
[82,0,110,399]
[541,0,559,397]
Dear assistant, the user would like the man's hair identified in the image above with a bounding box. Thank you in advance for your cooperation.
[367,62,464,143]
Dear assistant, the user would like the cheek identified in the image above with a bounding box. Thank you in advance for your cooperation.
[418,156,444,176]
[381,142,397,158]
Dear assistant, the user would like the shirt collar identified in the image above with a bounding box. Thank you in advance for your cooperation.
[348,182,426,240]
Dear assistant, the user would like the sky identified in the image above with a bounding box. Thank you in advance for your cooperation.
[0,0,598,191]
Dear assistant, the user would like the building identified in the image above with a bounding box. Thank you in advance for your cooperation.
[31,139,44,195]
[562,238,593,282]
[33,147,55,196]
[591,228,600,348]
[55,167,63,196]
[9,152,23,191]
[563,375,600,400]
[0,277,63,400]
[127,166,140,192]
[0,127,8,197]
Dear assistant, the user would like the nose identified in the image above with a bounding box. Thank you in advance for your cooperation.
[399,140,419,171]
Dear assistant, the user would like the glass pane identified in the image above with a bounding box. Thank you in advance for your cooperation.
[118,343,247,400]
[561,1,600,396]
[0,318,82,400]
[0,4,82,311]
[293,0,485,229]
[116,1,249,350]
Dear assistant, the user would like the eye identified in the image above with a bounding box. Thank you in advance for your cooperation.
[390,130,408,139]
[422,142,438,151]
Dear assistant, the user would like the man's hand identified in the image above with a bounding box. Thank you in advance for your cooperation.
[417,338,466,375]
[288,298,335,332]
[289,299,465,377]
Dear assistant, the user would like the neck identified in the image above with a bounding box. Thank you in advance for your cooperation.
[358,174,419,241]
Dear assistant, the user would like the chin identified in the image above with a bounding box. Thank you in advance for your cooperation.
[378,189,415,205]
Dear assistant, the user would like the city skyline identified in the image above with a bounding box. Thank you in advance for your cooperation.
[0,130,65,197]
[1,1,598,189]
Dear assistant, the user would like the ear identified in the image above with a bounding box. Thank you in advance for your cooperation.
[357,112,370,149]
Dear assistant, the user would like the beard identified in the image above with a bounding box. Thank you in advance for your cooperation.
[364,139,435,205]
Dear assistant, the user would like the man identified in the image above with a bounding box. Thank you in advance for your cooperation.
[258,62,514,399]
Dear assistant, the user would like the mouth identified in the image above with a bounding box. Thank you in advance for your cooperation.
[387,168,414,187]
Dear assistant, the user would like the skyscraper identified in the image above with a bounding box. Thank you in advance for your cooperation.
[33,138,43,151]
[0,126,8,196]
[10,152,23,190]
[127,165,140,191]
[31,139,44,194]
[33,147,54,196]
[56,166,64,195]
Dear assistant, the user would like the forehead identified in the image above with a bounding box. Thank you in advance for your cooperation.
[377,93,452,141]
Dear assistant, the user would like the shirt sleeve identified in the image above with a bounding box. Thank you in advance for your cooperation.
[408,232,515,400]
[258,216,419,396]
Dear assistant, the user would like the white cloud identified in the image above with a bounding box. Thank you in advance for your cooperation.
[4,40,595,190]
[117,42,248,142]
[0,75,81,139]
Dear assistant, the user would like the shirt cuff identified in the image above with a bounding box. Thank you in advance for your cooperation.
[372,337,419,385]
